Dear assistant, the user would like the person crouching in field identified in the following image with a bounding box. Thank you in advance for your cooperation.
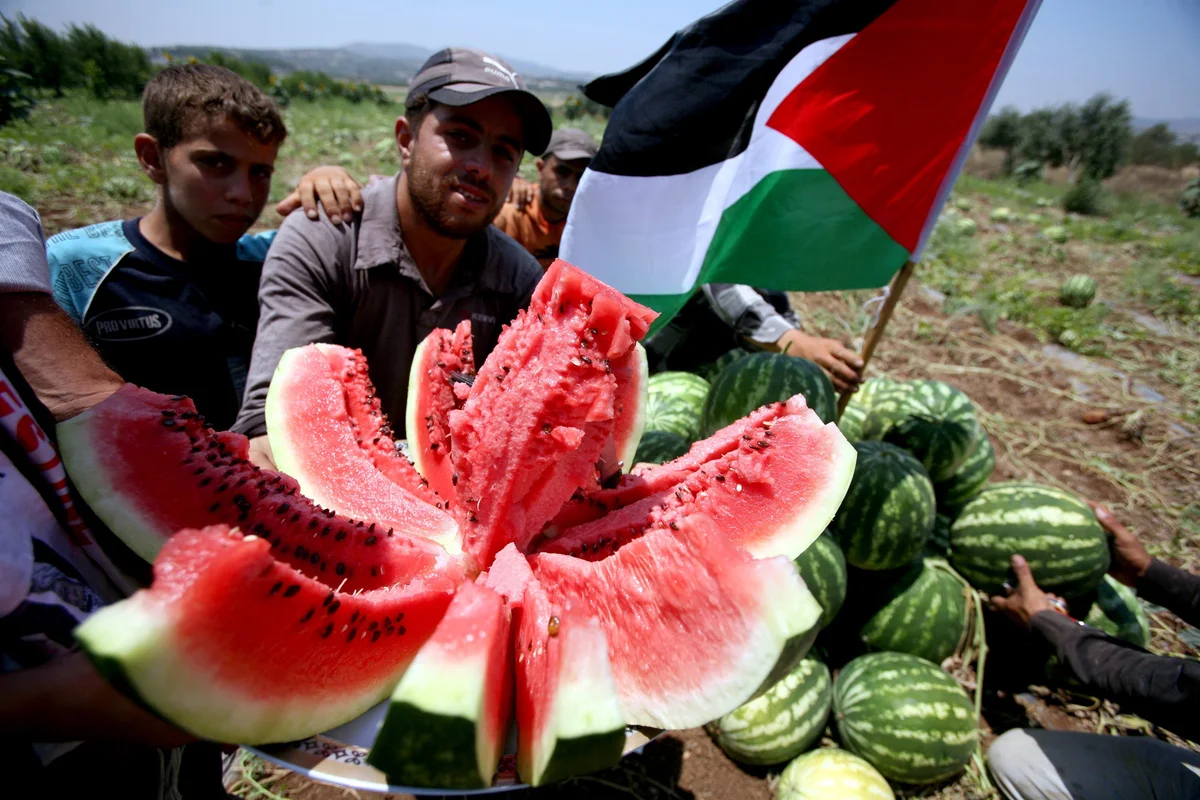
[231,48,549,468]
[43,65,350,431]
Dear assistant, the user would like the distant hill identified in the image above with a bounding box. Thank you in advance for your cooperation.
[1133,117,1200,143]
[154,42,592,90]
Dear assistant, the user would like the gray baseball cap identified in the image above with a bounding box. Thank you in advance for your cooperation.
[544,128,599,161]
[409,47,552,155]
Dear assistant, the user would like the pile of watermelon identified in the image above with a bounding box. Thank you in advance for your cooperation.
[58,260,865,790]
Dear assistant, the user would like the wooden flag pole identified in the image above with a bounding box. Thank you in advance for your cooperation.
[836,260,916,418]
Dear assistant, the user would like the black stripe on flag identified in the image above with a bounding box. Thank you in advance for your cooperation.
[584,0,898,178]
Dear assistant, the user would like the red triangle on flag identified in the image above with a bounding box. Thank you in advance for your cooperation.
[767,0,1029,251]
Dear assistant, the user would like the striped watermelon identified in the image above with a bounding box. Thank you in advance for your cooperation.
[1084,575,1150,648]
[948,483,1110,598]
[697,347,749,383]
[794,531,847,629]
[928,514,953,557]
[702,353,837,436]
[708,654,832,766]
[644,372,709,441]
[833,652,977,784]
[934,431,995,514]
[633,430,690,466]
[858,559,968,664]
[837,377,907,443]
[832,442,935,571]
[863,381,980,483]
[777,749,895,800]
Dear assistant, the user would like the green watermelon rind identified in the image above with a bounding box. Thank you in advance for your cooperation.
[369,700,486,789]
[934,432,996,514]
[858,559,968,665]
[833,652,977,784]
[701,352,838,436]
[948,482,1110,598]
[794,532,848,629]
[614,343,651,471]
[709,655,832,766]
[777,748,895,800]
[1084,575,1150,648]
[863,381,981,483]
[644,371,710,441]
[633,430,690,466]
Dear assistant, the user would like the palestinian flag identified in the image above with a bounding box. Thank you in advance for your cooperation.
[560,0,1042,326]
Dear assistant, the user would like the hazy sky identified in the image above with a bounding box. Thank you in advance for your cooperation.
[6,0,1199,118]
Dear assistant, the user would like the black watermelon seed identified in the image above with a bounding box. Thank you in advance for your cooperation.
[321,525,331,537]
[350,611,359,624]
[395,612,405,622]
[193,467,205,476]
[208,503,220,513]
[300,608,314,623]
[327,600,341,614]
[161,418,175,427]
[295,546,307,559]
[335,531,347,542]
[308,519,318,530]
[372,630,381,643]
[171,394,185,400]
[290,513,300,523]
[320,623,333,639]
[364,536,377,546]
[370,566,378,577]
[356,521,364,528]
[368,522,375,533]
[323,592,333,607]
[269,581,282,595]
[368,621,378,631]
[346,628,357,643]
[277,503,289,515]
[397,626,406,636]
[161,409,176,417]
[336,562,346,576]
[199,477,212,487]
[310,552,320,565]
[452,473,458,486]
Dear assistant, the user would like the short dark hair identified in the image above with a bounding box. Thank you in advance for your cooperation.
[143,64,287,150]
[404,92,440,138]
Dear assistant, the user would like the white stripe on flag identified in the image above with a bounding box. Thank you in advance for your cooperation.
[562,34,854,295]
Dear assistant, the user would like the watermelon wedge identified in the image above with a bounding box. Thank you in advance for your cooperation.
[267,344,461,554]
[532,514,823,729]
[516,580,626,786]
[406,321,476,501]
[609,343,649,474]
[368,582,513,789]
[448,259,657,567]
[75,525,457,744]
[541,395,856,562]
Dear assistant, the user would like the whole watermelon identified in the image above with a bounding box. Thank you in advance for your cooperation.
[708,654,832,766]
[777,749,895,800]
[644,371,709,441]
[1060,275,1097,309]
[794,531,848,629]
[837,376,906,443]
[948,483,1110,598]
[632,429,689,466]
[696,347,749,383]
[833,652,977,784]
[857,559,968,664]
[1084,575,1150,648]
[832,442,935,571]
[702,352,837,435]
[933,431,995,514]
[862,381,980,483]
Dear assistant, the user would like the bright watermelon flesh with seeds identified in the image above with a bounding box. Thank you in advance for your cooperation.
[61,258,859,787]
[267,343,461,554]
[406,321,476,502]
[75,525,457,744]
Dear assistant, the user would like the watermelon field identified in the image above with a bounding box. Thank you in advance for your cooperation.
[4,94,1200,800]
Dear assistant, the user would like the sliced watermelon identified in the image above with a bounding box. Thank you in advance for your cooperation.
[608,343,649,473]
[448,259,656,567]
[541,395,856,562]
[267,344,461,555]
[75,525,457,744]
[406,321,475,501]
[368,582,512,789]
[57,386,462,588]
[516,579,625,786]
[482,542,536,607]
[532,514,823,729]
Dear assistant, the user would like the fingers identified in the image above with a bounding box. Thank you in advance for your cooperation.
[830,342,865,373]
[1010,554,1038,591]
[275,190,301,218]
[315,180,345,226]
[299,181,319,221]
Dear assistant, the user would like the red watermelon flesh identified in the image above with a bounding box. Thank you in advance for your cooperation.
[515,578,625,786]
[406,321,475,501]
[481,542,535,608]
[367,581,513,789]
[74,525,457,744]
[448,259,656,567]
[540,396,856,561]
[315,343,440,501]
[57,385,463,589]
[532,513,822,729]
[266,345,461,555]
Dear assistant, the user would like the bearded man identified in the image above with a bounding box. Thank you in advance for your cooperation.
[232,48,548,466]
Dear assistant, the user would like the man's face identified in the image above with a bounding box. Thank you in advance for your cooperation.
[536,154,589,219]
[402,96,524,239]
[156,114,279,245]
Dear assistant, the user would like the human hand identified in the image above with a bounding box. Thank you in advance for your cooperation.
[248,434,277,470]
[275,166,363,225]
[1087,500,1151,587]
[990,555,1061,629]
[774,329,864,393]
[0,651,195,747]
[507,176,536,211]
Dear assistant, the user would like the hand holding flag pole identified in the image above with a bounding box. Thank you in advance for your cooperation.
[835,259,916,418]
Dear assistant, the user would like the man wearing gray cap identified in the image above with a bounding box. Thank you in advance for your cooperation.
[232,48,550,467]
[495,128,599,268]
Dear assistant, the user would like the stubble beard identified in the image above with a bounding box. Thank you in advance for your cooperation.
[406,158,499,240]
